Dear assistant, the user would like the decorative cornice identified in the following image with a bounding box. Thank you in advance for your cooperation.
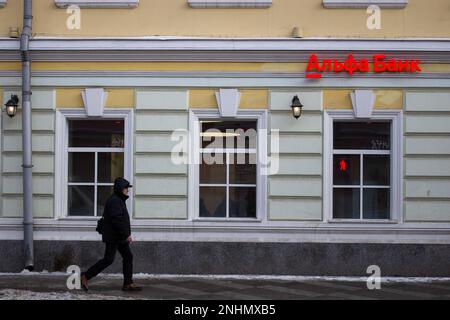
[26,37,450,52]
[323,0,408,9]
[2,70,450,80]
[0,37,450,62]
[54,0,139,8]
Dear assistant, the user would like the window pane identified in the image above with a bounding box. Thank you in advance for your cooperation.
[68,153,95,182]
[229,187,256,218]
[98,153,124,183]
[201,121,257,149]
[229,153,257,184]
[334,122,390,150]
[199,187,226,218]
[364,155,390,186]
[97,186,114,217]
[200,153,226,184]
[68,186,94,216]
[69,120,124,148]
[333,188,360,219]
[363,188,390,219]
[333,155,360,185]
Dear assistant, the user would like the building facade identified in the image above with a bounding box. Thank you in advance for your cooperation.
[1,0,450,275]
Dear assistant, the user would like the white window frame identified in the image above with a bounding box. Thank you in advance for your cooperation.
[323,0,408,8]
[188,109,268,222]
[55,108,134,220]
[323,109,403,223]
[54,0,139,8]
[187,0,272,9]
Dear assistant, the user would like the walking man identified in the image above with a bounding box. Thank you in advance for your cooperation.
[81,177,142,292]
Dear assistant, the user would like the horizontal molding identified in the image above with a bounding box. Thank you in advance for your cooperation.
[54,0,139,8]
[188,0,272,8]
[134,194,188,199]
[1,38,450,62]
[3,70,450,80]
[3,76,450,89]
[1,220,450,243]
[405,197,450,202]
[323,0,408,9]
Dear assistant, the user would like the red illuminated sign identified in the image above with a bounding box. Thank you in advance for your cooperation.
[306,54,422,79]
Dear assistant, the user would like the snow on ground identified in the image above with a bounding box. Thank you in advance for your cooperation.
[1,270,450,283]
[0,289,134,300]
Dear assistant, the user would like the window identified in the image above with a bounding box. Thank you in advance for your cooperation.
[333,122,391,220]
[324,110,402,222]
[200,121,257,218]
[67,120,125,216]
[55,109,133,219]
[189,110,267,221]
[0,0,6,8]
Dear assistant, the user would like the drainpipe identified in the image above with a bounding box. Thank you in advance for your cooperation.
[21,0,33,271]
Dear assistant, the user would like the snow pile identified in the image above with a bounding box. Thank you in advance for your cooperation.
[0,289,134,300]
[2,271,450,283]
[128,273,450,283]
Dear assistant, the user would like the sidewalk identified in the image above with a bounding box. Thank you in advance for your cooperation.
[1,273,450,300]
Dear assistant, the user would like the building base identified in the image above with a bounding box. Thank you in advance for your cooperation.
[1,241,449,276]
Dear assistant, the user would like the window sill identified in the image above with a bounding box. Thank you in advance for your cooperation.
[187,0,272,9]
[193,218,262,223]
[57,216,99,221]
[327,219,399,224]
[322,0,408,8]
[54,0,139,8]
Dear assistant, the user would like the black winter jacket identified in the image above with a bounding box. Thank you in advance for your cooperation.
[101,178,131,243]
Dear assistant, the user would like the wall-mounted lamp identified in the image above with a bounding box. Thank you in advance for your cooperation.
[291,95,303,119]
[3,95,19,118]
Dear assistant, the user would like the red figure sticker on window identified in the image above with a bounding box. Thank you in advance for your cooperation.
[339,160,347,172]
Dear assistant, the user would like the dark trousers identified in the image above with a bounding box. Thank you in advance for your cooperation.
[84,241,133,286]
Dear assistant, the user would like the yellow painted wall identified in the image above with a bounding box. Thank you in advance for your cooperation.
[31,62,304,72]
[56,88,134,108]
[0,0,449,38]
[2,61,446,74]
[56,88,266,109]
[190,89,268,109]
[324,89,404,109]
[0,62,21,71]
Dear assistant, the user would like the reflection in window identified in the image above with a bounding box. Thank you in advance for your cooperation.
[334,122,390,150]
[333,121,391,220]
[199,121,257,219]
[67,119,125,216]
[69,120,124,148]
